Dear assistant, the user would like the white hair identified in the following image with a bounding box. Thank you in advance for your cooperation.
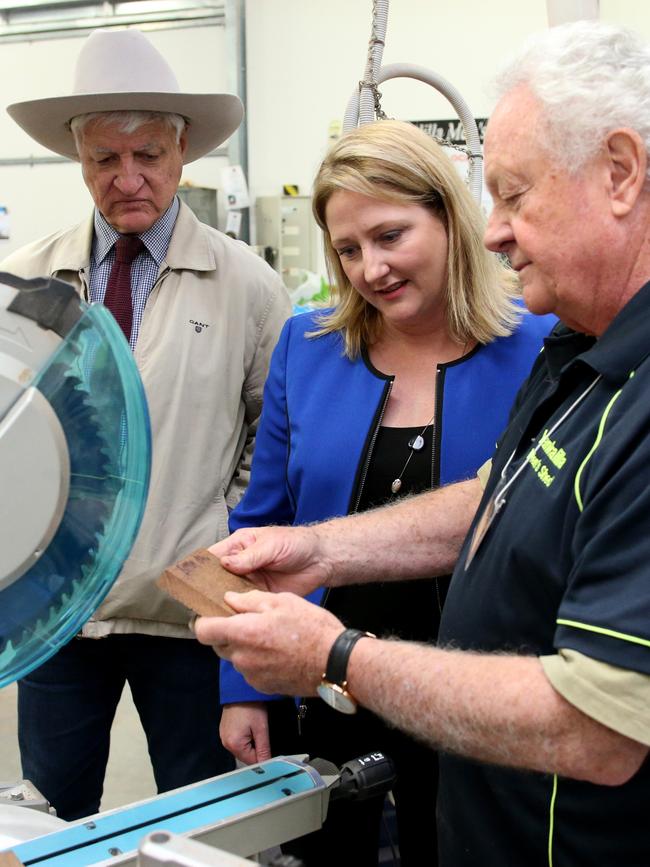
[70,110,187,150]
[493,21,650,178]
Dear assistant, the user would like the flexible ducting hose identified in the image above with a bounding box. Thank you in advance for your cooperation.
[357,0,390,127]
[342,2,483,204]
[344,62,483,204]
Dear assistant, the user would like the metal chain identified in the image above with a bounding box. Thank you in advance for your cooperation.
[432,136,470,155]
[372,83,388,120]
[358,1,478,191]
[430,135,478,186]
[357,77,387,120]
[359,0,387,121]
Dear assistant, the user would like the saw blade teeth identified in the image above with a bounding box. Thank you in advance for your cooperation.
[0,638,17,668]
[0,302,151,689]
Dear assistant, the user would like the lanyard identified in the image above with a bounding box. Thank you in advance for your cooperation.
[464,373,603,571]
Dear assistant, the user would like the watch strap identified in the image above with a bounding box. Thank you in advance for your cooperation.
[324,628,372,686]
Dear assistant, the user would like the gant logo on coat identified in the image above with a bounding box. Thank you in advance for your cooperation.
[189,319,210,333]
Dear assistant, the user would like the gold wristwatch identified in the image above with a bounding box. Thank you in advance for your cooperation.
[316,628,375,714]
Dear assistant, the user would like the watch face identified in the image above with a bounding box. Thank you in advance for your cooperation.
[317,682,357,714]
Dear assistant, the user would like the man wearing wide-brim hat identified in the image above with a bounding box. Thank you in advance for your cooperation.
[2,28,290,821]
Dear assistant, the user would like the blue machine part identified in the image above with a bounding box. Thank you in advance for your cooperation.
[0,278,151,688]
[10,760,320,866]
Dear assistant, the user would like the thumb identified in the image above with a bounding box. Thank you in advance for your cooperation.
[254,737,272,763]
[220,537,275,576]
[237,740,260,765]
[225,588,274,614]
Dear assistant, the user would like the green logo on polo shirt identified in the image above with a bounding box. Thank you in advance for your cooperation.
[527,430,567,488]
[539,431,567,469]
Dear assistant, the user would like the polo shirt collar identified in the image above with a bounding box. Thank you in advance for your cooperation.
[543,280,650,385]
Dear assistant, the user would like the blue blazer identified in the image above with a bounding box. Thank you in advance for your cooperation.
[221,308,555,703]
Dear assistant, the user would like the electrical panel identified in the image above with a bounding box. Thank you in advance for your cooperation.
[255,195,317,290]
[177,186,218,229]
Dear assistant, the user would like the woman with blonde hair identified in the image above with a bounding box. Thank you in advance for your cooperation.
[219,120,554,866]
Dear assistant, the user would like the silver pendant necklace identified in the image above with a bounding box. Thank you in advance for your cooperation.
[391,413,435,494]
[387,340,469,496]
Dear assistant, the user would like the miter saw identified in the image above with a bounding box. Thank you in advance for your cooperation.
[0,271,151,688]
[0,273,396,866]
[1,752,396,866]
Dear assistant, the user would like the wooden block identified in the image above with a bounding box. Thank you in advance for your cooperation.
[158,548,257,617]
[0,852,25,867]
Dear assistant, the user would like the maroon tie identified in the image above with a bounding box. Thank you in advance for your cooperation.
[104,235,144,341]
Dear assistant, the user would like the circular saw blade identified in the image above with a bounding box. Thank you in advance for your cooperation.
[0,289,151,687]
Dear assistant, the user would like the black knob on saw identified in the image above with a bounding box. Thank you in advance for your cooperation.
[332,752,397,802]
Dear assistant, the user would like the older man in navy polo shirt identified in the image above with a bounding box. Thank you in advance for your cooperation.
[196,21,650,867]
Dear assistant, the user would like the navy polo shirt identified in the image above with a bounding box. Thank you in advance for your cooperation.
[437,282,650,867]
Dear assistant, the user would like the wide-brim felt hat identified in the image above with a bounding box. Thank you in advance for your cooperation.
[6,28,244,164]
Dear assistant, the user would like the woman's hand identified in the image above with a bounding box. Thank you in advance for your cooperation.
[220,702,271,765]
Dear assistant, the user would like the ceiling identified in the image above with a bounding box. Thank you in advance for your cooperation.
[0,0,224,40]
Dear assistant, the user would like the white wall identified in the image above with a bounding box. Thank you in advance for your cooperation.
[0,0,648,255]
[245,0,650,199]
[246,0,540,200]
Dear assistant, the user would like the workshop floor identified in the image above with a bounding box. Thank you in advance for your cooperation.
[0,682,156,811]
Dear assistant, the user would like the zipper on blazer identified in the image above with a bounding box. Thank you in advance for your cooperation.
[431,366,441,491]
[352,379,393,513]
[319,379,393,613]
[297,379,393,730]
[432,365,444,615]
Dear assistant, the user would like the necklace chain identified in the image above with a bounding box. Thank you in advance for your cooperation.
[390,415,435,494]
[389,340,469,496]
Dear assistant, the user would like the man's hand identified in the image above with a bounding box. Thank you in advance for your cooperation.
[208,525,329,597]
[220,702,272,765]
[195,590,344,696]
[210,480,481,595]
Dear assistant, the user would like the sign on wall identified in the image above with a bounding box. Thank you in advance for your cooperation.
[410,118,491,213]
[410,118,488,145]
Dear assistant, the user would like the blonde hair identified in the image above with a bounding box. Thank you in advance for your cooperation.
[311,119,521,358]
